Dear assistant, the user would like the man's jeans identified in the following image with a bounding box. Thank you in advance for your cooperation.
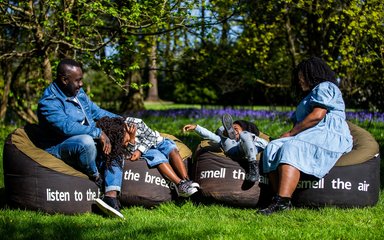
[99,159,124,193]
[46,134,122,193]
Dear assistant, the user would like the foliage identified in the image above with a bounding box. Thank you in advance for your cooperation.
[1,0,384,124]
[0,0,200,122]
[165,0,384,110]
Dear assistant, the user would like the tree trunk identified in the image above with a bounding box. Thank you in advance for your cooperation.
[42,54,52,83]
[121,71,145,113]
[145,37,160,102]
[284,3,298,68]
[0,61,11,122]
[220,18,229,45]
[201,0,206,46]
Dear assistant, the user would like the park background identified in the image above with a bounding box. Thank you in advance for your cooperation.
[1,0,384,123]
[1,1,384,239]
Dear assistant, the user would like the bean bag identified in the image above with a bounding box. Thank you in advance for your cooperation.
[191,132,271,208]
[192,122,380,208]
[3,124,192,214]
[3,125,99,214]
[289,122,380,208]
[119,133,192,207]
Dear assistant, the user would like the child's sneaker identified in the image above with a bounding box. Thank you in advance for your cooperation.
[186,179,200,189]
[177,180,198,197]
[222,113,236,139]
[95,196,125,219]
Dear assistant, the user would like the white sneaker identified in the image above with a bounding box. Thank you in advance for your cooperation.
[176,180,198,197]
[186,179,200,189]
[95,197,125,219]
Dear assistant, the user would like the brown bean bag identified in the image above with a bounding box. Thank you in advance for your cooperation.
[192,122,380,208]
[2,124,192,214]
[3,125,99,214]
[291,122,380,208]
[119,133,192,207]
[191,132,270,208]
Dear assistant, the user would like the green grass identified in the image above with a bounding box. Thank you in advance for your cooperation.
[1,113,384,240]
[1,200,383,239]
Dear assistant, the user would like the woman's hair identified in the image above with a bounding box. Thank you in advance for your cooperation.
[293,56,338,90]
[96,116,128,168]
[233,120,260,136]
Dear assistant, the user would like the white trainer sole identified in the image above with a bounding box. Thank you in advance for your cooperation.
[177,186,198,198]
[95,198,125,219]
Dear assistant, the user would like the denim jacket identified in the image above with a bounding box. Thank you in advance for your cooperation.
[37,82,118,148]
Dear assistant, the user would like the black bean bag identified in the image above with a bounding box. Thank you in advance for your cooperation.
[192,122,380,208]
[3,125,99,214]
[290,122,380,208]
[191,132,271,208]
[119,133,192,207]
[2,125,192,214]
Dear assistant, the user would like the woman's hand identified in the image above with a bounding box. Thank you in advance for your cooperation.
[279,131,292,138]
[183,124,197,132]
[130,150,142,161]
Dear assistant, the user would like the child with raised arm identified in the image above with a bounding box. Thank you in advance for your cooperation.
[124,116,199,197]
[183,114,268,183]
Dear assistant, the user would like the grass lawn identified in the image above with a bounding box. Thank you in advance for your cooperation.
[0,107,383,240]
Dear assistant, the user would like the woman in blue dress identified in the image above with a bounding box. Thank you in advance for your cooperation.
[259,57,353,215]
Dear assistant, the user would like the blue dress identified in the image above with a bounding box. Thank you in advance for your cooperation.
[262,81,353,178]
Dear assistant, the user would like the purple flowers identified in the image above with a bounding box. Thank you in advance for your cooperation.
[345,111,384,123]
[133,108,288,120]
[132,108,384,123]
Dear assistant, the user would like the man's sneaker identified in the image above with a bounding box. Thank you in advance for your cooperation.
[94,176,104,189]
[222,113,236,139]
[176,180,198,197]
[245,161,259,183]
[90,175,104,192]
[258,195,292,215]
[95,196,125,219]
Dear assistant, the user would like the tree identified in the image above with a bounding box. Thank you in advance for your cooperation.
[145,36,160,102]
[0,0,200,122]
[168,0,384,109]
[2,0,383,121]
[0,0,121,122]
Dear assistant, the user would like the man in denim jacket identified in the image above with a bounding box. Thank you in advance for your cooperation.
[38,58,124,219]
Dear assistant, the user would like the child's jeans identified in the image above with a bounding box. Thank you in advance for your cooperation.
[222,131,266,162]
[141,138,178,168]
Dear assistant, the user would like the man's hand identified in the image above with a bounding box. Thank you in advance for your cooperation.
[100,131,112,155]
[130,150,142,161]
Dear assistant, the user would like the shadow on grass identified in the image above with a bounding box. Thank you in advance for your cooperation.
[0,187,7,209]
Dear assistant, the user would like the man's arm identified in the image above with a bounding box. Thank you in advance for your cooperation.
[38,98,102,138]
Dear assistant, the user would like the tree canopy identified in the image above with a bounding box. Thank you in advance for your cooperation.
[1,0,383,123]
